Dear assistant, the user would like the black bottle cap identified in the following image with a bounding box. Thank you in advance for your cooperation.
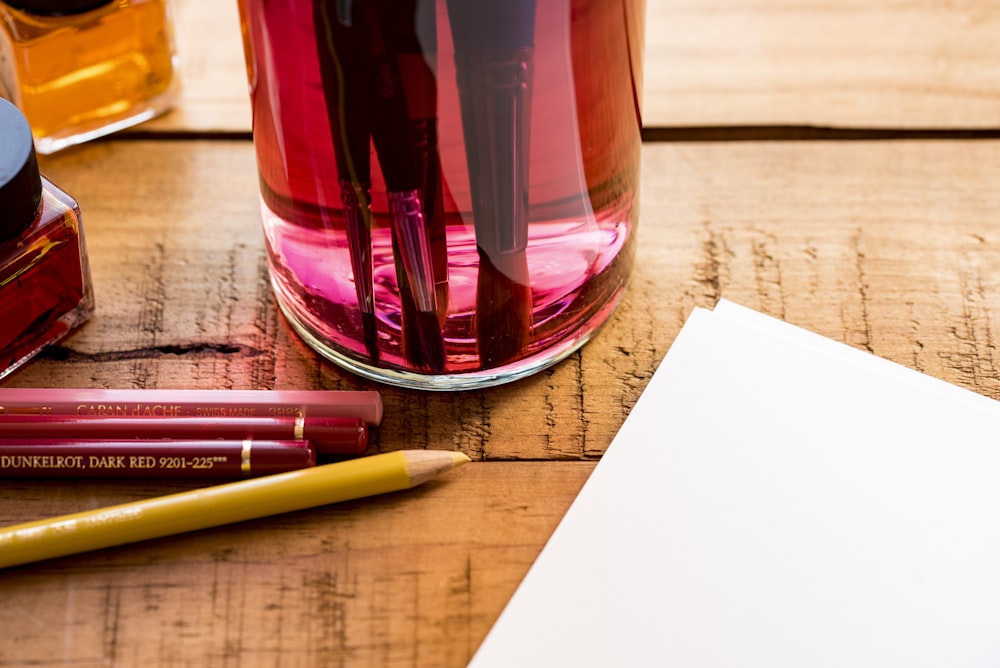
[0,97,42,241]
[3,0,114,16]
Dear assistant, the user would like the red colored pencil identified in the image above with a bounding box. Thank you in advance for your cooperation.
[0,414,368,455]
[0,439,315,478]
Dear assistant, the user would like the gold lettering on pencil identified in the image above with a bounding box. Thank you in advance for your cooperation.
[0,405,52,415]
[195,406,258,418]
[124,404,183,417]
[267,406,303,417]
[74,403,184,417]
[0,455,85,468]
[88,456,126,469]
[77,403,131,416]
[129,456,156,468]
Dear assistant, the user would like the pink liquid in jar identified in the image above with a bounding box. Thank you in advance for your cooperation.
[237,0,644,389]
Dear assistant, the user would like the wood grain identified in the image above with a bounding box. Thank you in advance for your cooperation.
[645,0,1000,129]
[0,461,594,667]
[10,137,1000,664]
[146,0,1000,134]
[5,0,1000,665]
[25,139,1000,455]
[141,0,251,133]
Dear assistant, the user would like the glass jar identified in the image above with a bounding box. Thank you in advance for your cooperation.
[237,0,645,390]
[0,97,94,377]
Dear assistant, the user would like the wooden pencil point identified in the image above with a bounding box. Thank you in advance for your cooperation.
[405,450,470,487]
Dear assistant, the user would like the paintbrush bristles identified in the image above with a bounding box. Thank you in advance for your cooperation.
[389,189,446,372]
[340,181,380,362]
[476,250,532,367]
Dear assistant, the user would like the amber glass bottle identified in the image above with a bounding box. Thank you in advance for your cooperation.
[0,97,94,378]
[0,0,177,154]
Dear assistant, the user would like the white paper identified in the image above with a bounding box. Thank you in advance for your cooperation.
[470,301,1000,667]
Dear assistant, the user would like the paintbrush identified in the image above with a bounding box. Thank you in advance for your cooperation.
[313,0,380,363]
[338,0,445,373]
[313,0,447,371]
[396,0,449,323]
[445,0,536,367]
[388,190,446,372]
[369,0,446,372]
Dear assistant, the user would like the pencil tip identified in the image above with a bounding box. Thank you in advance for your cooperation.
[405,449,471,486]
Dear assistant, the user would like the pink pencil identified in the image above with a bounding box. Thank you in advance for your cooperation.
[0,388,383,425]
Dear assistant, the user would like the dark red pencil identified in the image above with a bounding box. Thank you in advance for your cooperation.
[0,414,368,455]
[0,439,316,478]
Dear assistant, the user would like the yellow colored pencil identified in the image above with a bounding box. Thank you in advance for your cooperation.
[0,449,469,569]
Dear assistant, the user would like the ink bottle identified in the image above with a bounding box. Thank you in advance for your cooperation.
[0,0,178,154]
[0,97,94,378]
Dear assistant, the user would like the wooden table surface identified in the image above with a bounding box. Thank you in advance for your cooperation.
[5,1,1000,665]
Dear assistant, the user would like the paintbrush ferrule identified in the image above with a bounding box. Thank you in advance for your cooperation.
[388,189,438,314]
[453,49,534,257]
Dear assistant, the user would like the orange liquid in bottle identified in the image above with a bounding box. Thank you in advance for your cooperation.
[0,0,178,154]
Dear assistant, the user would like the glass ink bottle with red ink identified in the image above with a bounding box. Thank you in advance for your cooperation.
[0,97,94,379]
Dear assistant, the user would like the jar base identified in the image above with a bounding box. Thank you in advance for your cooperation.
[272,285,627,391]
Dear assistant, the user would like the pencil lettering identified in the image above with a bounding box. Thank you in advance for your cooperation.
[75,403,183,416]
[88,456,126,469]
[129,456,156,468]
[0,455,86,468]
[0,405,52,415]
[195,406,259,417]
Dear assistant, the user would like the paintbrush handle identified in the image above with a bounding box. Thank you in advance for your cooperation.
[446,0,536,257]
[453,50,534,256]
[447,0,536,55]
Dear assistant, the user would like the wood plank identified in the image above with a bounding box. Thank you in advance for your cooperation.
[8,138,1000,665]
[645,0,1000,129]
[142,0,251,133]
[28,139,1000,456]
[146,1,1000,134]
[0,461,594,668]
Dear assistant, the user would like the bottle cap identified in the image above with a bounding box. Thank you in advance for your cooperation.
[4,0,114,15]
[0,98,41,241]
